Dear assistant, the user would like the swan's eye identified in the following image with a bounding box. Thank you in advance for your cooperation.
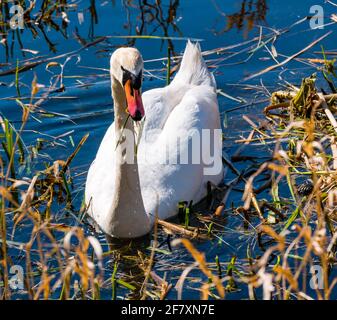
[133,71,142,90]
[121,66,142,90]
[121,66,132,86]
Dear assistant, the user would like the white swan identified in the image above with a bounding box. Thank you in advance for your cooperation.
[85,41,224,238]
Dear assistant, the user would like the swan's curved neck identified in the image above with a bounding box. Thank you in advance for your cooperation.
[107,77,150,238]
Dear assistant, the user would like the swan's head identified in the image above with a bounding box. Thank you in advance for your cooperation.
[110,47,145,122]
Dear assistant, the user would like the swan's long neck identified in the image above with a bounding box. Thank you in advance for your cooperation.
[107,78,151,238]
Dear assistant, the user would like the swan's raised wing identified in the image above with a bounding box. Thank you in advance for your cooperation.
[141,40,216,132]
[138,84,223,219]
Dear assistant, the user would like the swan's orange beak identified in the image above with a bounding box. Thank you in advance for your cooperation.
[124,79,145,122]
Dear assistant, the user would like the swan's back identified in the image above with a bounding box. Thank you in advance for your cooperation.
[142,41,217,131]
[139,41,223,220]
[171,40,216,89]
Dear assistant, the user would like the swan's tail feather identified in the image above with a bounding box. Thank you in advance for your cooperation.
[171,40,216,90]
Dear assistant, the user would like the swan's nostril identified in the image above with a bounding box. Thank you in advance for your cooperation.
[132,110,143,122]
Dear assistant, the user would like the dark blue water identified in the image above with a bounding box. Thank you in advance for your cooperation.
[1,0,337,300]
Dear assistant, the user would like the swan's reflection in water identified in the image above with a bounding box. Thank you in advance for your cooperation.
[104,234,151,299]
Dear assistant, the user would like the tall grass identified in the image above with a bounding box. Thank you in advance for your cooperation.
[0,77,105,300]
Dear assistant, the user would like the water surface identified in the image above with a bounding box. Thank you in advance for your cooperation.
[1,0,337,299]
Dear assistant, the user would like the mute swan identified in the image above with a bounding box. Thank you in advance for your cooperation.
[85,41,224,238]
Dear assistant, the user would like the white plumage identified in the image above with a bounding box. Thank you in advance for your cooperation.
[85,41,224,238]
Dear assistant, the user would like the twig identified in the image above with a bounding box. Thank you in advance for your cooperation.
[157,219,208,239]
[244,31,333,81]
[318,93,337,135]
